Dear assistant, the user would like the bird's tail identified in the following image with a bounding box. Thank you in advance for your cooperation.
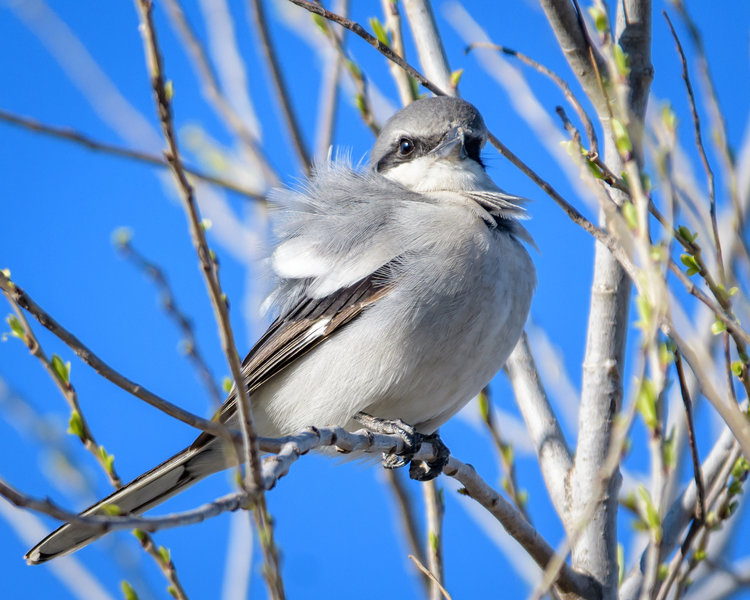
[25,435,231,564]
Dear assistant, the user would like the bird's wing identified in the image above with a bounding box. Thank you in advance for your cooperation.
[195,261,396,440]
[25,261,397,564]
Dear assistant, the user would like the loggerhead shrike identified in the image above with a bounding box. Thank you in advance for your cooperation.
[26,96,535,564]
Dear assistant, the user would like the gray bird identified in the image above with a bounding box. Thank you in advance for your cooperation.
[26,96,536,564]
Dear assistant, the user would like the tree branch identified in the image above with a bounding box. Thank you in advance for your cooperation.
[0,271,231,440]
[132,2,284,596]
[248,0,311,173]
[402,0,453,94]
[0,108,266,202]
[161,0,279,185]
[115,235,224,408]
[504,333,573,523]
[538,0,608,113]
[423,479,445,600]
[4,422,599,598]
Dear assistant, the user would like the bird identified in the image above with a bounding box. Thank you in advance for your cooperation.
[26,96,536,564]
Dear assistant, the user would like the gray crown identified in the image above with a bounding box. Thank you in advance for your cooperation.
[370,97,488,167]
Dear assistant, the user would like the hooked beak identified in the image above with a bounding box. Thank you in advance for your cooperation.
[429,127,466,160]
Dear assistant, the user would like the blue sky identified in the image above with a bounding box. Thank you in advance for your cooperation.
[1,1,749,599]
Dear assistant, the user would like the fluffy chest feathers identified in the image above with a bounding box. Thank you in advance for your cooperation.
[255,187,536,436]
[360,200,536,432]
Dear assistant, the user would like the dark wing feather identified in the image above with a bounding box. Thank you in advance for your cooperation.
[192,262,395,442]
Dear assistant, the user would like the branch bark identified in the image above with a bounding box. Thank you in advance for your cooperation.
[538,0,608,114]
[402,0,453,94]
[0,271,231,440]
[132,3,284,596]
[540,1,654,597]
[505,333,573,522]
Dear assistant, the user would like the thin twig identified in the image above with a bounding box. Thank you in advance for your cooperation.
[135,531,190,600]
[664,324,750,460]
[664,11,725,283]
[486,132,639,284]
[478,387,530,520]
[555,105,627,193]
[674,350,707,522]
[161,0,279,185]
[313,1,345,159]
[0,108,266,202]
[4,297,189,599]
[5,301,123,488]
[408,555,452,600]
[133,2,284,597]
[667,260,750,349]
[248,0,311,173]
[310,3,380,135]
[465,41,599,156]
[621,424,739,599]
[115,236,224,408]
[423,479,445,600]
[673,0,743,243]
[382,469,430,594]
[656,442,743,600]
[0,271,231,440]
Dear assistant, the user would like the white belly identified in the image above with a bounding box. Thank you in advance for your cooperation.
[252,207,535,436]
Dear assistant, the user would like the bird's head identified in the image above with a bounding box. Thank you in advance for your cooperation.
[370,97,492,195]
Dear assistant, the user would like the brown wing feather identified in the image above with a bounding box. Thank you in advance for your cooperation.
[192,263,395,443]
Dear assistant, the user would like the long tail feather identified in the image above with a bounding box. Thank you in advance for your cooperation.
[26,437,230,564]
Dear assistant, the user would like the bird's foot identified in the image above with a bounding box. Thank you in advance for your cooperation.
[408,432,450,482]
[353,413,450,481]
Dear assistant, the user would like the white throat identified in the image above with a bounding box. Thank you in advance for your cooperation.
[383,155,496,195]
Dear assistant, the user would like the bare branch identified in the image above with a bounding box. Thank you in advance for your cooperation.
[0,271,231,440]
[465,42,599,156]
[402,0,453,94]
[663,11,725,282]
[135,532,190,600]
[423,479,445,600]
[0,108,266,201]
[408,555,452,600]
[504,334,572,522]
[115,236,224,408]
[664,326,750,460]
[674,350,707,523]
[382,469,429,593]
[132,2,284,596]
[313,0,347,159]
[672,0,742,239]
[311,9,381,135]
[538,0,608,113]
[248,0,311,172]
[161,0,279,185]
[478,387,531,520]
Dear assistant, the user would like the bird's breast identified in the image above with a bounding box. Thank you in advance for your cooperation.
[362,213,536,432]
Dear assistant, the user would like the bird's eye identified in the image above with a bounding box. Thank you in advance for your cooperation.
[398,137,415,156]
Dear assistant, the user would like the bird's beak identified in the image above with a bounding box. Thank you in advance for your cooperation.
[430,127,466,160]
